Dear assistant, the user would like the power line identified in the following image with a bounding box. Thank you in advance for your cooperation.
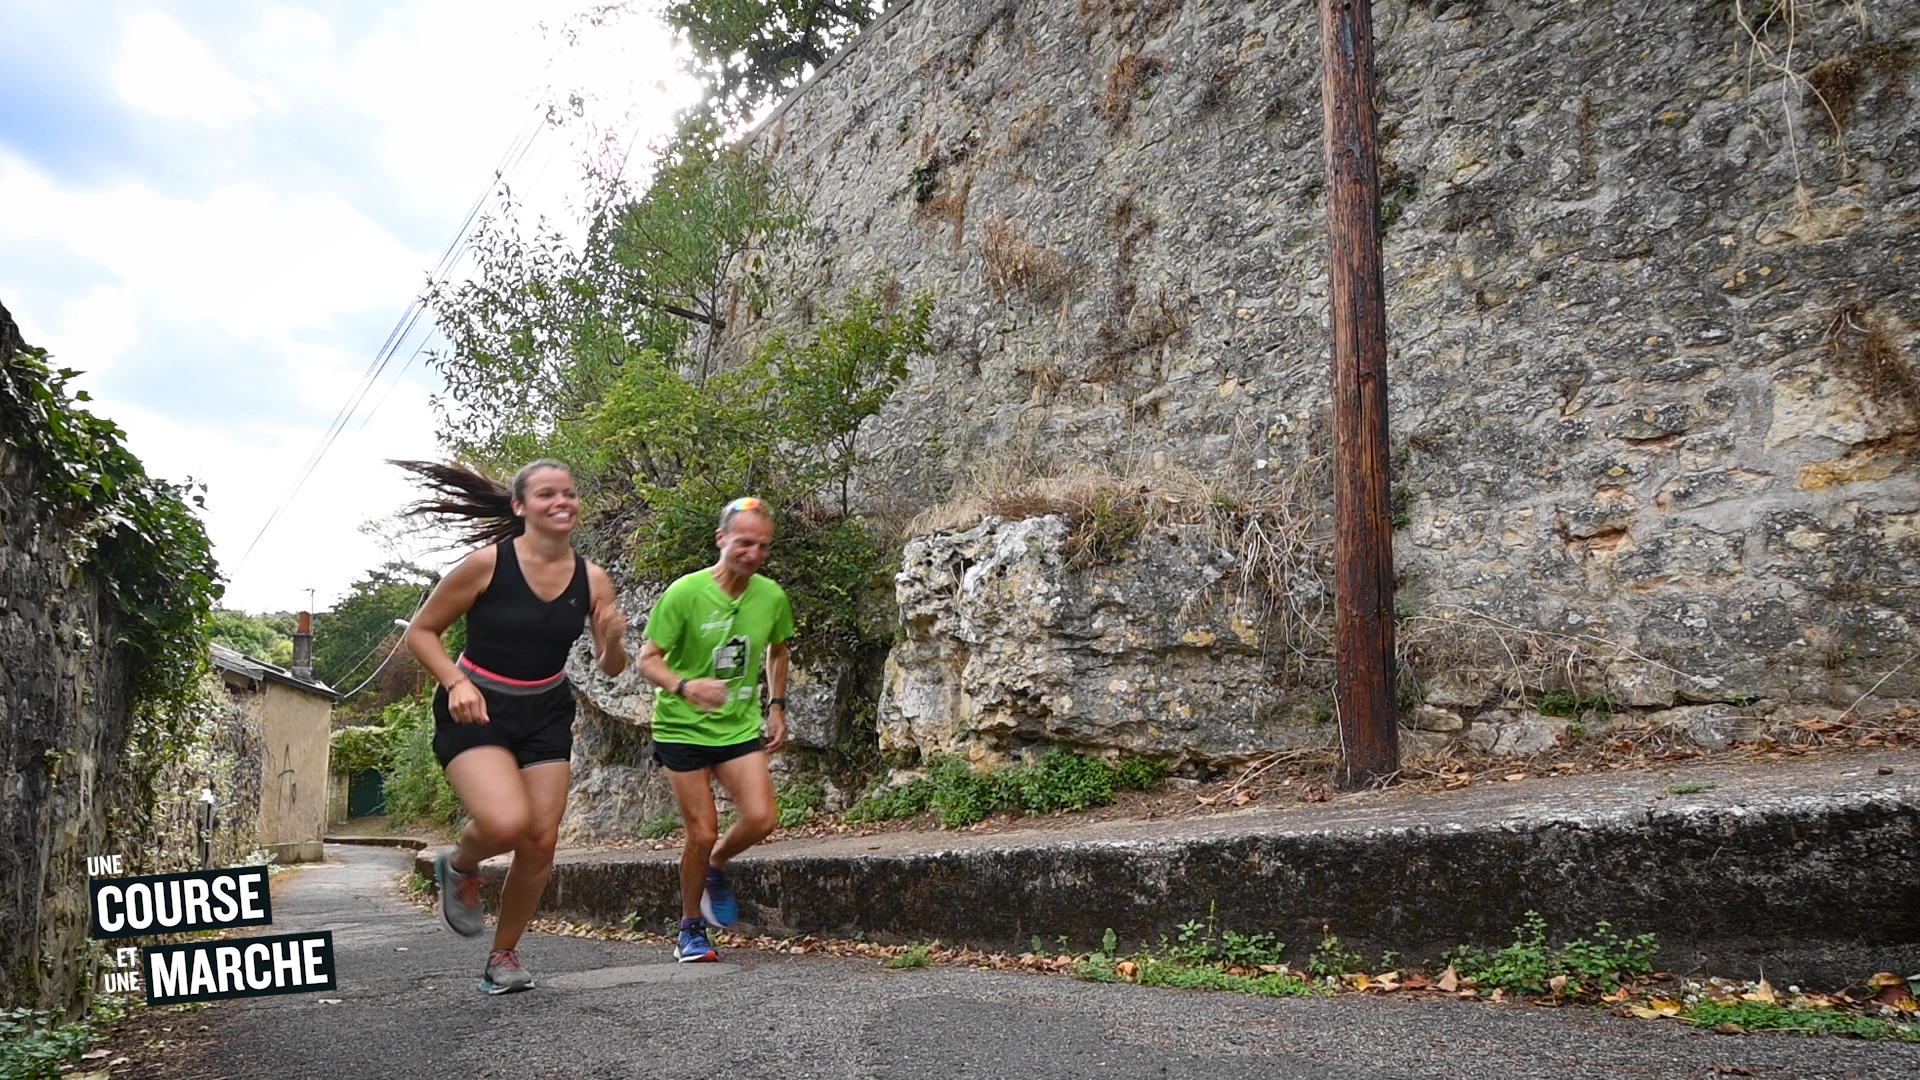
[334,598,434,701]
[237,104,549,565]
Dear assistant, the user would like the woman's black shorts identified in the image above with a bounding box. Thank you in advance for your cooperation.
[652,737,764,773]
[433,680,575,769]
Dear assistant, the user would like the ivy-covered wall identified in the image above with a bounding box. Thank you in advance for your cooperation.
[0,301,233,1015]
[0,350,134,1009]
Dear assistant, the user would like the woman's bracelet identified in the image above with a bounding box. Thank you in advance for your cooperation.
[674,677,688,697]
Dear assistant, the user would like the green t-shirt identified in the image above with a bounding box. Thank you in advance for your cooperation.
[644,569,794,747]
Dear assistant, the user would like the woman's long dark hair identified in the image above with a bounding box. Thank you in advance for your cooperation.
[390,459,571,548]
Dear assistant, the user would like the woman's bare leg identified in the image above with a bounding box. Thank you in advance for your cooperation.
[492,760,570,952]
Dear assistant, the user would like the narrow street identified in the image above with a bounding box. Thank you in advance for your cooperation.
[103,844,1918,1080]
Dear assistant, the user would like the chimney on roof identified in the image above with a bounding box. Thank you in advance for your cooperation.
[292,611,314,680]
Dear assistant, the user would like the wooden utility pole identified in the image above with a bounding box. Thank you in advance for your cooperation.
[1320,0,1398,788]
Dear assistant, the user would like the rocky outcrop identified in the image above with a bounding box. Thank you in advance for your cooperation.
[880,515,1329,765]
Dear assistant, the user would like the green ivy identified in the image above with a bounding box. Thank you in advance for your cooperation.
[376,694,461,828]
[0,998,126,1080]
[1,345,220,822]
[1,349,220,702]
[329,725,394,776]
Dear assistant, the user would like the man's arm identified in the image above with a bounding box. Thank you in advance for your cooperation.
[638,639,729,712]
[764,641,790,751]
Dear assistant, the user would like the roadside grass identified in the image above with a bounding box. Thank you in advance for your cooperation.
[1681,999,1920,1041]
[520,909,1920,1044]
[0,998,128,1080]
[843,749,1168,828]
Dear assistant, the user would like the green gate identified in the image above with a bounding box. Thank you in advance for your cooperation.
[346,770,386,818]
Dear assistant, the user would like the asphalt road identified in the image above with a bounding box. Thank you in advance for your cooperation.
[109,844,1919,1080]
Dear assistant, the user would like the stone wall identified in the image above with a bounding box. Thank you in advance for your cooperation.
[0,303,257,1013]
[732,0,1920,740]
[0,306,138,1010]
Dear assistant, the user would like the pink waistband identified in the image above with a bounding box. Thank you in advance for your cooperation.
[457,654,566,690]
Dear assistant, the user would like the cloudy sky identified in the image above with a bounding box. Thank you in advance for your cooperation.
[1,1,692,612]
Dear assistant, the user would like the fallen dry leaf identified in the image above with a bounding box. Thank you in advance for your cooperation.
[1116,961,1138,979]
[1438,964,1459,993]
[1489,988,1506,1002]
[1874,984,1918,1011]
[1503,773,1528,782]
[1741,979,1778,1004]
[1601,987,1632,1004]
[1402,972,1432,990]
[81,1050,110,1060]
[1549,975,1568,995]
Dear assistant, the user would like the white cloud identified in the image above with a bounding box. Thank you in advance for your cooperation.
[113,10,268,125]
[0,152,427,340]
[7,1,696,614]
[41,286,142,379]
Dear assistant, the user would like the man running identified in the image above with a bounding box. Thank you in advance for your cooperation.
[638,497,792,962]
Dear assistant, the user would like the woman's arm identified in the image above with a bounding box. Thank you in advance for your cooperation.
[405,547,495,724]
[586,563,629,677]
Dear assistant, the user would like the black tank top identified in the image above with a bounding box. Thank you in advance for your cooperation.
[461,540,590,681]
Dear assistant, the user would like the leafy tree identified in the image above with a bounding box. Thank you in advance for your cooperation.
[428,104,931,670]
[587,282,932,660]
[427,116,801,467]
[663,0,881,119]
[210,609,296,667]
[313,563,439,691]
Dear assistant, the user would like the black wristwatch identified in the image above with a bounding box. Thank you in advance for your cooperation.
[675,678,688,697]
[768,696,787,708]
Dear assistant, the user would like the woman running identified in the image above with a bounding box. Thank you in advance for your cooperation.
[396,458,628,994]
[639,496,792,963]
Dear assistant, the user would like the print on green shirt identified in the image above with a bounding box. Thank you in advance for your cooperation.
[644,569,794,747]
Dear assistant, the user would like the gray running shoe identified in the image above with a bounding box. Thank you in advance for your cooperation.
[435,851,486,938]
[480,948,533,994]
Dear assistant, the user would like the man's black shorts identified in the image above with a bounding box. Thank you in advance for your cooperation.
[432,680,575,769]
[652,737,765,773]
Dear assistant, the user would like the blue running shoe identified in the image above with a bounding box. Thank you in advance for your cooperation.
[700,868,739,927]
[674,919,718,963]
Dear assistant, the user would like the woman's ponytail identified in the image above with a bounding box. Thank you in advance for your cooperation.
[391,460,523,547]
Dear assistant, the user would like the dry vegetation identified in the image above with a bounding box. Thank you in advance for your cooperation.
[1827,301,1920,420]
[982,217,1073,305]
[1098,52,1166,127]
